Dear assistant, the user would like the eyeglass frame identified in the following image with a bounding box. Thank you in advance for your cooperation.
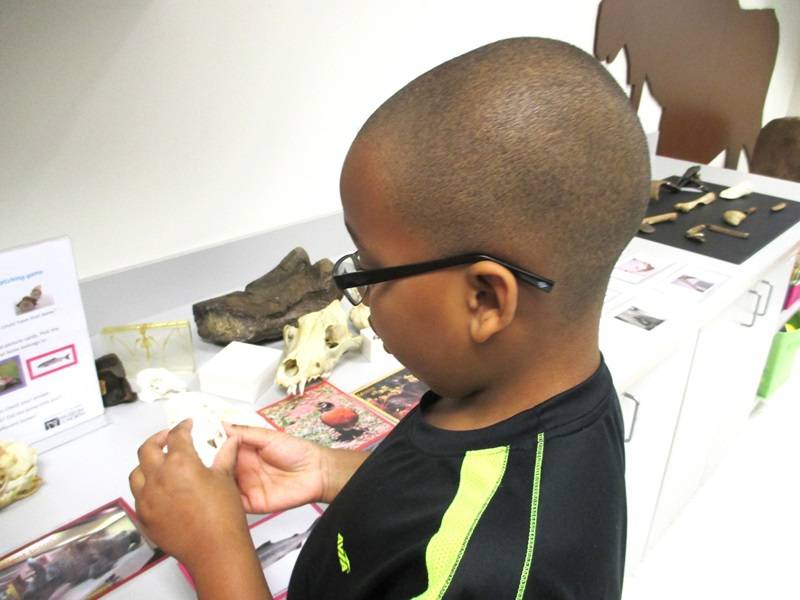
[332,251,555,305]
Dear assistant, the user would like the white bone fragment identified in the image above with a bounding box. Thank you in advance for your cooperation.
[720,181,753,199]
[275,300,362,395]
[136,368,188,403]
[0,440,42,509]
[349,304,371,331]
[164,394,228,467]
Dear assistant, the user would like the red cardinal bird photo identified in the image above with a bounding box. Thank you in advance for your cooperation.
[317,401,363,442]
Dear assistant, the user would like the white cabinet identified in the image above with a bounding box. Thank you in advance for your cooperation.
[647,254,795,549]
[620,339,696,573]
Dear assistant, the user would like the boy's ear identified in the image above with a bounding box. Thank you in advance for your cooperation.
[464,261,519,344]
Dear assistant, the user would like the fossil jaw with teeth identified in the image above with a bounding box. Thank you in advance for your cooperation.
[275,300,363,396]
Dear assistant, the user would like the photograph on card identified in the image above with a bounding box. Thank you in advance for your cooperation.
[601,288,633,316]
[661,267,730,300]
[258,381,394,449]
[178,503,324,599]
[25,344,78,380]
[353,368,427,422]
[612,254,678,285]
[0,498,165,600]
[13,282,54,317]
[0,356,25,398]
[614,306,666,331]
[252,504,325,597]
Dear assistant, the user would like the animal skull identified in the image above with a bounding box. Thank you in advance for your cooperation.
[349,304,371,331]
[136,368,188,403]
[276,300,362,395]
[0,440,43,510]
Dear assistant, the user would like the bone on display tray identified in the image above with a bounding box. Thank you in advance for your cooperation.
[637,182,800,264]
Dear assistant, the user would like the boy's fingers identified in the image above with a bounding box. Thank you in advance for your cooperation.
[212,435,239,474]
[129,466,145,497]
[137,429,169,476]
[226,423,281,447]
[165,419,197,457]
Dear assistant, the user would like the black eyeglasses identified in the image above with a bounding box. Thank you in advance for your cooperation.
[332,251,555,305]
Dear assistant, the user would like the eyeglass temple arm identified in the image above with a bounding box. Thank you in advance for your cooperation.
[335,254,554,292]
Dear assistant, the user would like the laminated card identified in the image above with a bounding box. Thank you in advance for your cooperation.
[0,237,105,449]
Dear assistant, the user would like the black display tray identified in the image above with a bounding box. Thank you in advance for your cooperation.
[637,182,800,264]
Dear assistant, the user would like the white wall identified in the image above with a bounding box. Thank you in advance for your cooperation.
[1,1,798,279]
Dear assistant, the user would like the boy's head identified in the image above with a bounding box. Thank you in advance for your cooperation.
[339,38,649,398]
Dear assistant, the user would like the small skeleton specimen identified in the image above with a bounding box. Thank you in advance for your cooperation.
[136,368,187,403]
[276,300,362,395]
[0,440,43,510]
[349,304,371,331]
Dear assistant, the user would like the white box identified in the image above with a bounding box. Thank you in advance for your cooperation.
[360,327,392,362]
[198,341,283,403]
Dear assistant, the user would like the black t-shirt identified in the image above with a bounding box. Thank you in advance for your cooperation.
[289,360,626,599]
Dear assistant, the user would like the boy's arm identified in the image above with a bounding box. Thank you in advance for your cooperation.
[189,532,272,600]
[321,447,371,503]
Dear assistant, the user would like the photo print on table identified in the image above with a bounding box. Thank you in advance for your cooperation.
[614,306,666,331]
[353,368,428,422]
[258,381,394,449]
[612,253,678,285]
[0,355,25,398]
[661,267,730,300]
[601,287,633,316]
[179,504,325,600]
[0,498,166,600]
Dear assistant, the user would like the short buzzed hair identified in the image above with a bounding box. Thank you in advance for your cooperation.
[349,38,650,315]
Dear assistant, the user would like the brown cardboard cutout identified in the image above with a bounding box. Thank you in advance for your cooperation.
[595,0,779,169]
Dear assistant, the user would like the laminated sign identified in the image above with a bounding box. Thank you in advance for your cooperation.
[0,237,104,448]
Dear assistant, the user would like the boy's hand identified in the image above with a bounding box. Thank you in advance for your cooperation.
[226,425,326,513]
[226,425,369,512]
[129,420,252,571]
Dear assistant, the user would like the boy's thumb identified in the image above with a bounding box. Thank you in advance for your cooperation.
[212,435,239,474]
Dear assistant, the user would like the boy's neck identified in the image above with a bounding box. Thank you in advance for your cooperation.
[421,344,602,431]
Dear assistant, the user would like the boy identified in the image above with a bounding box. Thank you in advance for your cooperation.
[129,37,649,599]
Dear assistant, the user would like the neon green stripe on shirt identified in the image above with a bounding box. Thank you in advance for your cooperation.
[516,431,545,599]
[412,446,510,600]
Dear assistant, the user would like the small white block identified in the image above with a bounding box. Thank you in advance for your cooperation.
[198,341,282,403]
[360,328,391,362]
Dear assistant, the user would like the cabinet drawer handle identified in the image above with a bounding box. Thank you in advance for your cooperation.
[740,290,761,327]
[622,392,640,443]
[756,280,773,317]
